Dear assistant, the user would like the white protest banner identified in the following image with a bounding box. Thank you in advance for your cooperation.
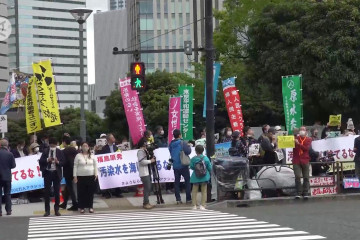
[11,154,43,194]
[248,144,260,156]
[310,176,337,196]
[0,115,7,133]
[311,135,358,162]
[97,148,196,189]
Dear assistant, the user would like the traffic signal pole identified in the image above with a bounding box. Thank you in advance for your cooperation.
[205,0,215,158]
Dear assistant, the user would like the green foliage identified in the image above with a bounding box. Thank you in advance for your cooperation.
[245,0,360,124]
[104,70,205,140]
[5,108,106,146]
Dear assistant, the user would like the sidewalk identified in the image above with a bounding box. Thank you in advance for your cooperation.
[6,192,194,217]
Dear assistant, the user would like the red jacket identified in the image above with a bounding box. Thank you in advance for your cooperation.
[293,136,312,165]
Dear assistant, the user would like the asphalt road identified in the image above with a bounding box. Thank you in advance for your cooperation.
[214,199,360,240]
[1,199,359,240]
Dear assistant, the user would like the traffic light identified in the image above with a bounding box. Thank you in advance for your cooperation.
[130,62,145,90]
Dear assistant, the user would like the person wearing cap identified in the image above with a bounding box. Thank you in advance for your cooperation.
[274,126,282,132]
[260,127,277,165]
[229,131,246,157]
[29,142,40,155]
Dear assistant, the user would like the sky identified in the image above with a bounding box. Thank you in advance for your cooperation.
[86,0,109,85]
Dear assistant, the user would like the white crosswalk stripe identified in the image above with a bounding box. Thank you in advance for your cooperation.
[27,210,326,240]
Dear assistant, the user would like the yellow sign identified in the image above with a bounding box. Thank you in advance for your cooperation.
[329,114,341,127]
[25,77,42,134]
[32,60,61,128]
[277,135,295,149]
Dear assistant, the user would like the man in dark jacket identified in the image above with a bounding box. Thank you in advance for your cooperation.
[0,139,16,216]
[154,126,167,148]
[169,129,192,204]
[10,140,28,158]
[260,128,277,165]
[39,137,65,217]
[59,135,78,211]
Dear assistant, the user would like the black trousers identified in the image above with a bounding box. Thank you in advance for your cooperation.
[77,176,96,209]
[62,177,78,207]
[0,180,12,214]
[44,171,61,213]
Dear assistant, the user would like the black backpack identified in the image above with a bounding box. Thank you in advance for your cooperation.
[194,156,207,178]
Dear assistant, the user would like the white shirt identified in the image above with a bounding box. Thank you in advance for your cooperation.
[48,148,56,171]
[73,153,98,177]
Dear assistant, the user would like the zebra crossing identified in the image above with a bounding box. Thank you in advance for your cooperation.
[27,210,326,240]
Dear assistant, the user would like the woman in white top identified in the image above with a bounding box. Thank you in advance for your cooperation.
[73,142,98,213]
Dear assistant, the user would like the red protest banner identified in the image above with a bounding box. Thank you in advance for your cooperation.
[222,77,244,135]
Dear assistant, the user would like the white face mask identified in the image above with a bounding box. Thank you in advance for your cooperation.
[82,147,89,152]
[227,131,232,136]
[160,130,164,135]
[299,130,306,137]
[34,147,39,153]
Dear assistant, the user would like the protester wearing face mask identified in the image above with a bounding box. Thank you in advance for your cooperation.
[39,137,65,216]
[221,127,233,143]
[11,140,28,158]
[154,126,168,148]
[293,126,312,200]
[73,142,98,214]
[29,142,40,155]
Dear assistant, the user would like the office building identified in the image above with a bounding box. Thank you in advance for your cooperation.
[0,0,9,97]
[94,10,128,118]
[110,0,126,10]
[7,0,88,110]
[126,0,224,74]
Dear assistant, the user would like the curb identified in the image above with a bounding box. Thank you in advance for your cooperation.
[207,193,360,209]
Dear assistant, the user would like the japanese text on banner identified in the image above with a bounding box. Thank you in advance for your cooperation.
[179,86,193,140]
[222,77,244,135]
[25,77,42,133]
[168,97,181,144]
[97,148,196,189]
[11,154,44,194]
[32,60,61,128]
[282,75,302,134]
[119,77,146,145]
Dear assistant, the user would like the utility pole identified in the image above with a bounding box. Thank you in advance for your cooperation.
[205,1,214,158]
[193,0,199,63]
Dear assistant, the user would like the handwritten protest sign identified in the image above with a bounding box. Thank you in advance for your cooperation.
[249,144,260,156]
[329,114,341,127]
[277,135,295,149]
[343,178,360,189]
[310,177,337,196]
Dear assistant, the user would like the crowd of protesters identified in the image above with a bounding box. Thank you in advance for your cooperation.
[1,119,359,215]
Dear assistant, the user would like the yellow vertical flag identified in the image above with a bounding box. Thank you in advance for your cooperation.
[32,60,61,128]
[25,77,42,133]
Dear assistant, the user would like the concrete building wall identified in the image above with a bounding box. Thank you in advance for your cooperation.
[94,10,128,118]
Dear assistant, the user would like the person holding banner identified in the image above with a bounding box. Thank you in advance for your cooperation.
[0,139,16,216]
[39,137,65,217]
[293,126,312,200]
[73,142,98,214]
[137,138,156,209]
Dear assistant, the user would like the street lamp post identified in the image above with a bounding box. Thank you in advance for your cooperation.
[69,8,92,142]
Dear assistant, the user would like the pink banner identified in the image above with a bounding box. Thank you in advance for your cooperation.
[168,97,181,144]
[119,77,146,146]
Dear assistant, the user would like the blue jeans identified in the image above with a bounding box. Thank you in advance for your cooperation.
[174,167,191,202]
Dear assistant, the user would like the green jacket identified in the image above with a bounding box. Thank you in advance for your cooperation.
[190,154,212,184]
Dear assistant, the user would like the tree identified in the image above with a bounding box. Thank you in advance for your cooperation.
[104,70,205,141]
[5,108,106,146]
[245,0,360,124]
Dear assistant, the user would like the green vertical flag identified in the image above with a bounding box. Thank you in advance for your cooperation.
[282,75,303,134]
[178,85,194,140]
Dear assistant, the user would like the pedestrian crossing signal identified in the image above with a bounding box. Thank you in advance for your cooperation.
[130,62,145,90]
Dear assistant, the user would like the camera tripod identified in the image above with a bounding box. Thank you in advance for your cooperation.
[151,158,165,204]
